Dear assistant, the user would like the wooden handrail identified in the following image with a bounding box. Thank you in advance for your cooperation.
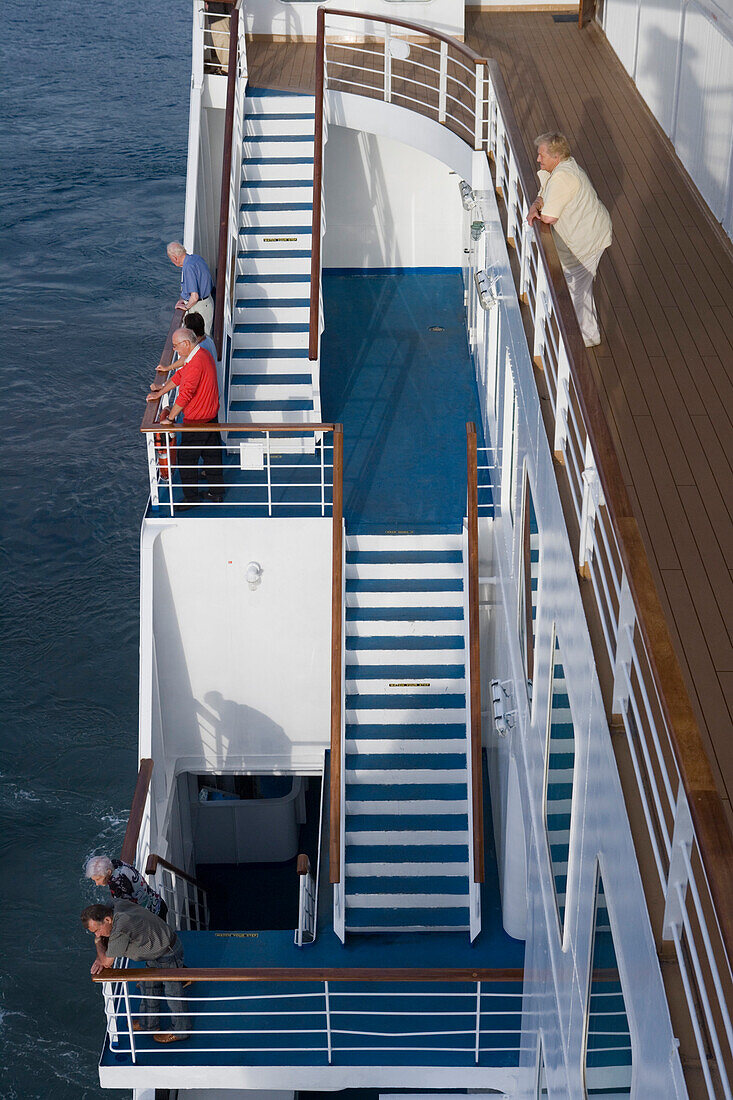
[212,3,239,358]
[466,424,484,884]
[329,424,344,884]
[140,421,339,434]
[309,8,326,362]
[120,759,153,865]
[145,853,200,888]
[94,965,525,983]
[485,59,733,961]
[321,7,490,66]
[140,306,186,432]
[297,854,311,876]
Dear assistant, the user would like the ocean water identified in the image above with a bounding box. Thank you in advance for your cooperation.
[1,0,189,1094]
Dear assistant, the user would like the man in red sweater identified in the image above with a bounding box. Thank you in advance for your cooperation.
[147,327,223,508]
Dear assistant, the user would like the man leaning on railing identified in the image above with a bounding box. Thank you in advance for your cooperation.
[82,901,192,1044]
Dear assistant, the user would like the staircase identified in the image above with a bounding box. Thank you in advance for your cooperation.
[230,88,321,435]
[343,534,473,933]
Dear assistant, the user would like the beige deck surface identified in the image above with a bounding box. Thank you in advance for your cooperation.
[247,18,733,820]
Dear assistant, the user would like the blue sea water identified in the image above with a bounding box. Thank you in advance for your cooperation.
[1,0,190,1094]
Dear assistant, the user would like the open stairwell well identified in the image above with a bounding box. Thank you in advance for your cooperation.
[231,88,321,430]
[343,534,474,934]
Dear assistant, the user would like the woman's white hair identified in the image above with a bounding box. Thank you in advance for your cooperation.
[85,855,113,879]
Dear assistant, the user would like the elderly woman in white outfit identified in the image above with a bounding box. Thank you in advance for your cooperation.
[527,132,612,348]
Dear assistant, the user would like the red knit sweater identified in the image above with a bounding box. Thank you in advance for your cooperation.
[171,346,219,423]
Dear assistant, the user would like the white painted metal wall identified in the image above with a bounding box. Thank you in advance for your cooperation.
[241,0,464,41]
[323,126,465,268]
[466,149,688,1098]
[601,0,733,239]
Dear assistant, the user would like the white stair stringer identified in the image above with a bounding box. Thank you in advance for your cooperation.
[341,533,476,935]
[230,89,322,454]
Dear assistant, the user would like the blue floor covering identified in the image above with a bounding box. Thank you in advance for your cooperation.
[101,756,523,1069]
[144,272,487,527]
[320,271,486,533]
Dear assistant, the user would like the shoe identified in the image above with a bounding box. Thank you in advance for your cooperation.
[204,489,224,503]
[153,1032,190,1043]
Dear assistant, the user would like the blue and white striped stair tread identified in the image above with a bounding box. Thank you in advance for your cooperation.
[346,694,465,709]
[346,578,462,592]
[347,636,464,650]
[237,248,311,258]
[346,812,468,830]
[346,665,464,679]
[244,133,315,141]
[346,908,469,929]
[347,875,469,894]
[239,227,311,236]
[241,179,313,188]
[236,298,310,308]
[237,272,310,281]
[347,551,463,565]
[346,843,469,862]
[346,607,464,621]
[346,722,465,740]
[241,204,313,214]
[232,373,312,386]
[234,323,309,332]
[346,752,466,769]
[230,399,314,412]
[233,347,309,358]
[346,781,466,798]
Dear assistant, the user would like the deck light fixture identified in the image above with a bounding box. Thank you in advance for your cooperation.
[474,269,502,310]
[491,678,516,736]
[459,180,477,211]
[246,562,263,590]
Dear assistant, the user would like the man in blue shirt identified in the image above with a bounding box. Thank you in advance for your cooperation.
[167,241,214,334]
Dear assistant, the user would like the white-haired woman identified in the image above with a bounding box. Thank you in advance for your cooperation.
[85,855,168,922]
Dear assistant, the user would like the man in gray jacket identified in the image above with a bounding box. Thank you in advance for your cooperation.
[82,901,192,1043]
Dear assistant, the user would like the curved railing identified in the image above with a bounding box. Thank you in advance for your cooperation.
[308,11,733,1094]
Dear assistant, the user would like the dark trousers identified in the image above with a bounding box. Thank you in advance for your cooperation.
[178,420,223,501]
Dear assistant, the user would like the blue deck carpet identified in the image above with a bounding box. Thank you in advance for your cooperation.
[320,272,485,533]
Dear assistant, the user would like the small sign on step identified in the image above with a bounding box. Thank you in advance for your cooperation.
[240,440,265,470]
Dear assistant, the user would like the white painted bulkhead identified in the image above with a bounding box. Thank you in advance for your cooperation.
[599,0,733,240]
[242,0,464,42]
[467,149,688,1096]
[138,518,332,868]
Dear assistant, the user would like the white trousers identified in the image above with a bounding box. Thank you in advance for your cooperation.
[563,248,604,347]
[186,294,214,335]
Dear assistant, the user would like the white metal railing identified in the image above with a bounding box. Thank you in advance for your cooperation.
[481,64,733,1098]
[295,856,317,946]
[203,6,231,75]
[98,976,523,1066]
[320,9,487,152]
[144,423,336,517]
[221,5,248,376]
[462,520,481,943]
[333,526,347,943]
[148,862,209,932]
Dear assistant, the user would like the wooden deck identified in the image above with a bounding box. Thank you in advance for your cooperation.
[246,17,733,824]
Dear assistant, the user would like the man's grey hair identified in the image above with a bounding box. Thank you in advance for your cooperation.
[166,241,187,260]
[534,132,571,160]
[173,327,197,345]
[85,855,113,879]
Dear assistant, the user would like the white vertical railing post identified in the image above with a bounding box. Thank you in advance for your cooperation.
[320,435,326,517]
[663,788,693,941]
[552,344,571,460]
[384,25,392,104]
[474,63,484,151]
[324,981,333,1063]
[165,433,174,516]
[578,437,603,579]
[506,157,518,245]
[494,112,507,194]
[486,74,497,156]
[438,41,448,123]
[474,981,482,1063]
[532,261,549,366]
[518,221,531,302]
[103,981,119,1046]
[146,434,160,507]
[266,431,272,516]
[123,980,137,1064]
[611,574,635,719]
